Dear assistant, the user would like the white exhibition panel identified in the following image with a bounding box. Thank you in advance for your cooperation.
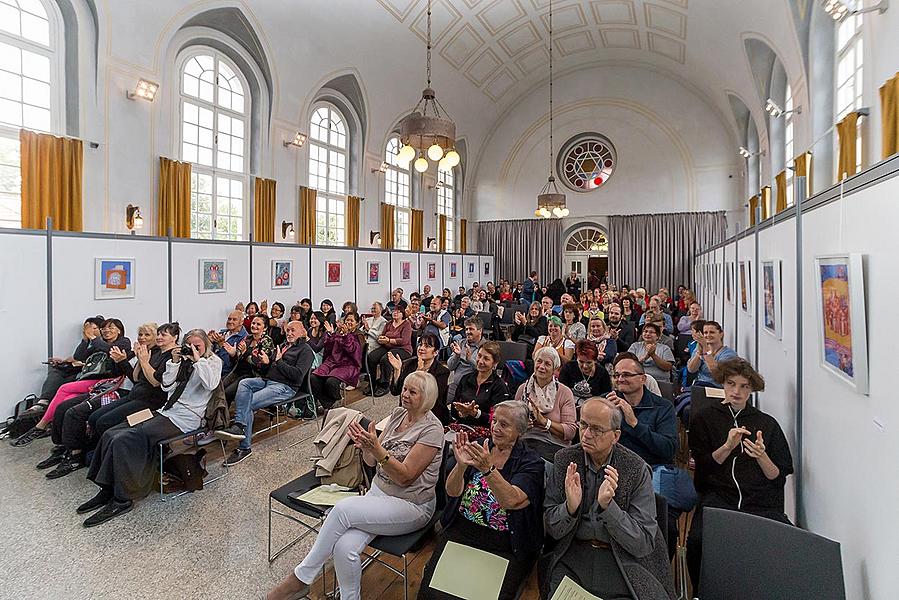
[462,254,480,289]
[480,255,494,284]
[171,242,250,334]
[0,233,47,415]
[354,249,391,313]
[390,252,420,299]
[251,245,311,313]
[419,254,443,296]
[696,174,899,600]
[442,254,462,293]
[51,236,169,356]
[310,248,356,309]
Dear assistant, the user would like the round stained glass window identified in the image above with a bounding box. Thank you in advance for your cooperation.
[557,133,617,192]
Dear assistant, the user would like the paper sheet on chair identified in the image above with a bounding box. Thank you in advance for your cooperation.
[550,576,604,600]
[295,484,358,506]
[429,541,509,600]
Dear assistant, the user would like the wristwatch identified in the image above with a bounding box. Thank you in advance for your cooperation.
[482,465,496,477]
[545,418,552,431]
[378,453,391,467]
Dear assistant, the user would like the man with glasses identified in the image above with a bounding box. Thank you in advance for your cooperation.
[542,397,673,598]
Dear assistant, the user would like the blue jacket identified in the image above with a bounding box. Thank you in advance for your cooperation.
[214,327,248,373]
[521,278,537,303]
[618,388,678,466]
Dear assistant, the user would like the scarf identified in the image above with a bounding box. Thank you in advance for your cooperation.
[526,375,558,414]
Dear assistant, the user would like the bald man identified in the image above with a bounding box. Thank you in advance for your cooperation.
[209,309,248,373]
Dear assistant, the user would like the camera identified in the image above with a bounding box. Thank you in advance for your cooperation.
[180,342,196,358]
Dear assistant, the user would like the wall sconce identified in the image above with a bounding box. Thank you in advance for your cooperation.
[371,162,389,174]
[283,132,307,148]
[738,146,766,159]
[126,204,143,232]
[370,230,381,246]
[822,0,888,21]
[126,79,159,102]
[281,220,295,239]
[427,237,437,251]
[764,98,802,118]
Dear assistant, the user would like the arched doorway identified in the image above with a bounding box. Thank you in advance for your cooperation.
[563,225,609,286]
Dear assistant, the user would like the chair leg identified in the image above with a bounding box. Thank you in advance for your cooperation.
[158,442,165,501]
[403,553,408,600]
[268,495,273,563]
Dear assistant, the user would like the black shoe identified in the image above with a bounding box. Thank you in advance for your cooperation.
[36,446,67,469]
[223,447,252,467]
[77,490,113,514]
[46,455,84,479]
[301,407,315,420]
[373,385,389,397]
[82,499,133,527]
[10,426,49,447]
[213,423,246,442]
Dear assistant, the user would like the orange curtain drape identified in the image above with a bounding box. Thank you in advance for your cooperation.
[836,112,860,181]
[410,208,424,251]
[760,186,772,220]
[438,214,447,252]
[459,219,468,253]
[748,195,759,226]
[20,129,83,231]
[794,151,813,199]
[380,202,395,250]
[879,72,899,159]
[298,186,316,245]
[346,195,361,247]
[775,171,787,214]
[157,156,191,237]
[253,177,276,243]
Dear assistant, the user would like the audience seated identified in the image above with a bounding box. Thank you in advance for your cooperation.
[449,342,508,432]
[620,296,641,323]
[447,316,486,401]
[268,302,287,346]
[77,329,222,527]
[534,315,575,365]
[386,288,408,313]
[687,320,738,387]
[242,301,259,331]
[360,301,387,367]
[319,299,337,327]
[369,306,412,396]
[676,300,702,335]
[310,313,362,409]
[220,314,275,405]
[421,296,451,348]
[268,371,444,600]
[561,303,586,341]
[639,295,674,335]
[388,333,450,424]
[605,303,636,353]
[558,340,612,405]
[627,323,674,383]
[541,397,673,599]
[585,317,617,364]
[208,310,248,373]
[687,358,793,586]
[511,301,547,345]
[515,347,577,461]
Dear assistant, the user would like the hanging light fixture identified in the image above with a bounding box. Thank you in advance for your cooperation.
[535,0,568,219]
[397,0,459,172]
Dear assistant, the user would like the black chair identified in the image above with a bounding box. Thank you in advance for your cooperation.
[657,380,676,403]
[358,342,375,400]
[654,493,668,548]
[688,384,719,427]
[477,311,495,339]
[497,340,528,362]
[698,507,846,599]
[157,428,227,501]
[257,373,317,451]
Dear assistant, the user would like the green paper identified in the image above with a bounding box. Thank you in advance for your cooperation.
[429,540,509,600]
[295,485,358,506]
[549,575,604,600]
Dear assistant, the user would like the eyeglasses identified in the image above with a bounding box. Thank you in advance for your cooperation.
[613,372,642,380]
[577,421,619,436]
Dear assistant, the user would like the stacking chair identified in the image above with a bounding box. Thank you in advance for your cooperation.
[497,340,528,362]
[257,374,317,451]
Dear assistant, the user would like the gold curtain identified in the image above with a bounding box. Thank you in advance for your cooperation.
[298,186,316,245]
[459,218,467,253]
[346,195,361,247]
[410,208,423,251]
[20,129,83,231]
[760,186,772,220]
[158,156,191,237]
[438,214,447,252]
[794,151,813,199]
[836,112,860,181]
[775,171,787,214]
[748,195,758,226]
[880,72,899,159]
[380,202,395,250]
[253,177,276,243]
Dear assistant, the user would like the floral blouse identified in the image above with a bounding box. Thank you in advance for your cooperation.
[459,470,509,531]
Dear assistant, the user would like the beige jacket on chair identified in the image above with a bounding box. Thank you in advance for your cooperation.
[312,407,363,477]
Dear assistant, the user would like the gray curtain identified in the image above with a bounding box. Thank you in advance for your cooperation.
[608,211,726,292]
[477,219,563,284]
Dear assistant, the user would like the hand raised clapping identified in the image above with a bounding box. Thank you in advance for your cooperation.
[347,420,381,454]
[597,465,619,509]
[742,430,767,459]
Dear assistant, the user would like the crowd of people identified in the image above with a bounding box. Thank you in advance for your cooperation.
[3,270,793,600]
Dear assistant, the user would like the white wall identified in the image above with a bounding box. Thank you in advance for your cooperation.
[354,249,391,314]
[171,242,250,333]
[443,254,462,294]
[419,254,443,298]
[250,245,311,313]
[462,254,480,290]
[389,252,420,300]
[696,174,899,600]
[309,248,356,312]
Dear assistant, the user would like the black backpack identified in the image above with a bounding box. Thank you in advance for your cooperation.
[2,395,42,440]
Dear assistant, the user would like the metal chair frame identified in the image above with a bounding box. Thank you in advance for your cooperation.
[157,428,227,501]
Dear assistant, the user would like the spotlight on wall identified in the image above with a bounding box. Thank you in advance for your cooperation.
[281,221,295,239]
[126,79,159,102]
[822,0,889,21]
[370,230,382,246]
[427,237,438,251]
[283,132,307,148]
[738,146,765,159]
[125,204,143,232]
[371,161,389,174]
[765,98,802,119]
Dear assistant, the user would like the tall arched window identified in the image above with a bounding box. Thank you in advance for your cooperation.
[835,13,863,173]
[309,103,347,246]
[437,167,455,252]
[179,49,249,240]
[384,136,410,250]
[0,0,61,229]
[784,84,795,205]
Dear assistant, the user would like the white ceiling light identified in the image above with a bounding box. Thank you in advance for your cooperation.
[738,146,766,159]
[822,0,889,21]
[283,132,307,148]
[535,0,568,220]
[126,79,159,102]
[765,98,802,119]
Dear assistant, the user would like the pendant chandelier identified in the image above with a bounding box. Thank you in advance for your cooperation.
[397,0,460,173]
[535,0,569,219]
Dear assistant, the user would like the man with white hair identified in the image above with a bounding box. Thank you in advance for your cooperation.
[208,310,248,373]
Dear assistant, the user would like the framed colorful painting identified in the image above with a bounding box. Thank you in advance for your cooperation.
[449,261,457,278]
[762,260,781,339]
[814,254,868,393]
[326,261,342,287]
[726,261,733,304]
[739,261,750,312]
[427,262,436,280]
[467,261,475,275]
[400,260,412,282]
[95,259,135,300]
[272,260,293,290]
[199,259,226,294]
[367,261,380,285]
[483,261,490,276]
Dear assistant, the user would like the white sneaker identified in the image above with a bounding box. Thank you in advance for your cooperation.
[196,431,218,446]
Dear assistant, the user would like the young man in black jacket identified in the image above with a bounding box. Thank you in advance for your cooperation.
[606,303,636,353]
[216,321,314,465]
[687,357,793,586]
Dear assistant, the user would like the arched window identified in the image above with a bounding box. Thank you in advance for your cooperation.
[785,84,795,205]
[0,0,61,228]
[384,136,410,249]
[179,49,250,240]
[437,167,455,252]
[309,103,348,245]
[835,12,863,173]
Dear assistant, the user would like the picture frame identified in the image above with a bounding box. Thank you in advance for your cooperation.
[726,261,733,304]
[739,260,750,312]
[814,254,868,394]
[427,262,437,280]
[326,261,342,286]
[367,261,380,285]
[400,260,412,282]
[468,261,475,275]
[449,261,457,278]
[94,258,135,300]
[762,260,782,339]
[271,260,293,290]
[199,259,226,294]
[483,261,490,276]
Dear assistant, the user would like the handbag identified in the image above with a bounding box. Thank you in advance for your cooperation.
[76,351,117,381]
[652,464,698,512]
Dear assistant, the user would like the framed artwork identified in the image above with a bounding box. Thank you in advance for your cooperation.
[367,261,380,285]
[199,259,226,293]
[726,262,733,304]
[468,261,475,275]
[94,258,135,300]
[449,261,457,278]
[739,261,750,312]
[815,254,868,393]
[427,262,436,280]
[762,260,782,339]
[484,262,490,276]
[400,260,412,282]
[272,260,292,290]
[326,261,342,286]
